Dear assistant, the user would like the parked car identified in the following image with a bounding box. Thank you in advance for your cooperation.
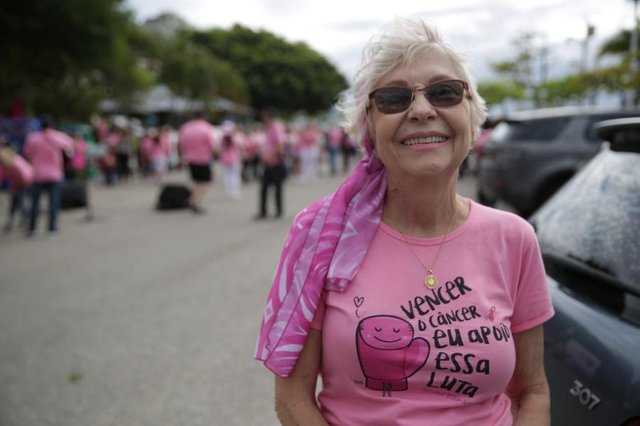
[477,107,640,217]
[529,117,640,426]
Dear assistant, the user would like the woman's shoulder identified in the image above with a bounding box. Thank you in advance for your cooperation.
[469,200,536,238]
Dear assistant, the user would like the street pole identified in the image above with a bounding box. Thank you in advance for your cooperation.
[583,23,595,73]
[627,0,639,107]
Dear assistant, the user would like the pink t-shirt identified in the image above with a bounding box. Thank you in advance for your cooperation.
[327,127,343,148]
[0,154,34,188]
[71,139,88,170]
[261,121,287,166]
[220,137,241,166]
[311,201,554,426]
[140,136,154,159]
[24,129,73,182]
[149,139,171,161]
[178,119,216,165]
[300,127,320,148]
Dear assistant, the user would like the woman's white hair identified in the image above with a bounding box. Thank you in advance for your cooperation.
[338,17,487,148]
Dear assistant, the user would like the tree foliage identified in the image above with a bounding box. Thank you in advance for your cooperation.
[485,22,640,108]
[599,29,633,57]
[0,5,347,120]
[490,33,538,88]
[0,0,143,119]
[161,33,250,108]
[478,81,526,107]
[185,24,349,115]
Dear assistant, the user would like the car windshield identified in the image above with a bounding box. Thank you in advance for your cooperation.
[491,117,569,142]
[533,148,640,289]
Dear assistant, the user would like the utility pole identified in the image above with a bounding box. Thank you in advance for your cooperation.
[539,35,549,86]
[582,23,595,72]
[627,0,639,107]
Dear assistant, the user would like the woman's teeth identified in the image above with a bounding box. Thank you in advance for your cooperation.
[401,136,448,146]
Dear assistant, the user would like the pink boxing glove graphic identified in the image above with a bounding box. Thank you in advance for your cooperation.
[356,315,430,396]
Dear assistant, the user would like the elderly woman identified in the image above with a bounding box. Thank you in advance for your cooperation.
[255,17,553,426]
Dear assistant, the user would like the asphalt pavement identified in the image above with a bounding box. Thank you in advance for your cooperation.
[0,167,478,426]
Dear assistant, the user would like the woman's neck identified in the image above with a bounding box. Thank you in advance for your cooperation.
[382,173,468,237]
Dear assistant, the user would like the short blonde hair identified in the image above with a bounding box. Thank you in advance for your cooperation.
[338,17,487,150]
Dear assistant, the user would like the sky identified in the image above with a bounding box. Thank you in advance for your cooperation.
[125,0,636,83]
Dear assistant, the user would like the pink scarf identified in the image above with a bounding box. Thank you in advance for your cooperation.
[254,151,386,377]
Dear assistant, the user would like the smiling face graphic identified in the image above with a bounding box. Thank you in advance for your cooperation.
[358,315,414,350]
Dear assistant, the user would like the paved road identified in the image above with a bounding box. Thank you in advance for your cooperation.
[0,169,478,426]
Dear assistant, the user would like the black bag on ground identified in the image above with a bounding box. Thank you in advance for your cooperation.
[156,184,191,210]
[60,181,88,210]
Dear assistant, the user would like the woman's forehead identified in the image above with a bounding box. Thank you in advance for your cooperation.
[377,54,458,87]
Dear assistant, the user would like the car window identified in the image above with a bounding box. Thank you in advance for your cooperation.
[534,149,640,289]
[493,117,569,142]
[584,114,634,142]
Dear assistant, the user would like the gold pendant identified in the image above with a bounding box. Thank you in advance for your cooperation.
[424,274,438,289]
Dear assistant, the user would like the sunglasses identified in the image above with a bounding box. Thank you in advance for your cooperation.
[368,79,470,114]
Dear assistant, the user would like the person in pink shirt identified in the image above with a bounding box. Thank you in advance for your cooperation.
[255,108,288,219]
[325,126,343,176]
[138,129,155,178]
[23,118,73,236]
[297,122,322,183]
[149,132,172,180]
[178,112,216,213]
[256,17,553,426]
[241,126,260,182]
[0,146,34,232]
[100,127,119,186]
[69,133,88,181]
[219,120,242,199]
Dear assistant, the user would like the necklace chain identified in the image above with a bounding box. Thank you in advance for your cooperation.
[398,206,457,289]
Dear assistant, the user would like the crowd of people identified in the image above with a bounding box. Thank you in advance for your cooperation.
[0,112,362,237]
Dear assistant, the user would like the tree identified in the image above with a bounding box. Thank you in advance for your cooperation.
[597,18,640,105]
[488,32,549,107]
[0,0,150,119]
[477,81,526,108]
[491,33,538,88]
[185,24,348,115]
[599,28,633,56]
[159,33,250,110]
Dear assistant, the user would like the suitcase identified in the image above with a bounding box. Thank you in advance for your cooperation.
[156,184,191,210]
[60,181,88,210]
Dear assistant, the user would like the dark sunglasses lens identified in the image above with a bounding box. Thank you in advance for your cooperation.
[373,88,412,114]
[427,81,464,106]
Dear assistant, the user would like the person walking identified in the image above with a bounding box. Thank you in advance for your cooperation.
[149,132,171,181]
[297,122,322,183]
[0,146,33,232]
[325,126,343,176]
[178,112,216,214]
[69,132,88,182]
[220,120,242,199]
[23,118,73,237]
[255,109,287,219]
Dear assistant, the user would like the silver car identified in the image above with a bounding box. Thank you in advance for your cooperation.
[477,106,640,217]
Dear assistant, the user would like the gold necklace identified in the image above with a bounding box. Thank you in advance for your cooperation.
[398,207,456,290]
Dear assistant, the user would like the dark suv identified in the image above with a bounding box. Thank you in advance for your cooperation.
[529,117,640,425]
[477,107,640,217]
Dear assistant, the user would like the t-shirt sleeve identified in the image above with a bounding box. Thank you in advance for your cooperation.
[311,291,326,331]
[511,227,555,333]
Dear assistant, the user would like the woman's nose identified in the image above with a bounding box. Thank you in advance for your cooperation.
[407,90,438,121]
